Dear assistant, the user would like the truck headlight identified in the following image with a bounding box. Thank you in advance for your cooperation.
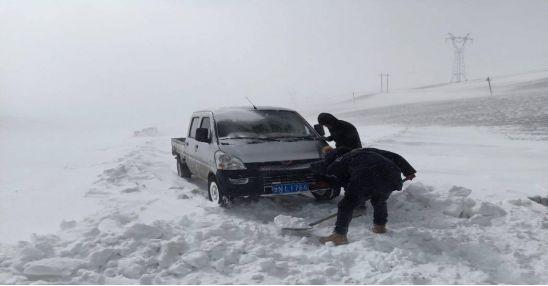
[215,151,246,170]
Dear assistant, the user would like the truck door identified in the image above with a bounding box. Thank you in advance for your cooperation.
[195,116,214,179]
[185,116,201,174]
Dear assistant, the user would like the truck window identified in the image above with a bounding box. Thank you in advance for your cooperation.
[188,117,200,138]
[200,117,210,130]
[200,117,211,137]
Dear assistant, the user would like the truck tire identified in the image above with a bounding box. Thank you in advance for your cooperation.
[208,177,232,207]
[311,188,340,201]
[176,158,191,178]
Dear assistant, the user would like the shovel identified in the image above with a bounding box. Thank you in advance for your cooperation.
[281,213,337,231]
[281,209,367,231]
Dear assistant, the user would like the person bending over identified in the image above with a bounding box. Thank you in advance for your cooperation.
[312,147,416,245]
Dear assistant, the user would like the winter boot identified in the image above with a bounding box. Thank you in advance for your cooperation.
[372,224,386,234]
[319,233,348,246]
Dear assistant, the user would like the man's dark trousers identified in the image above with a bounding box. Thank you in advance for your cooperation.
[334,190,392,235]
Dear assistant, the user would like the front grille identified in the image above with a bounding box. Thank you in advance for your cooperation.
[247,159,318,169]
[263,171,315,186]
[244,159,320,194]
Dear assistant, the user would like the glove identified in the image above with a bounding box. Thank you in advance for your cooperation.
[405,173,416,181]
[321,146,334,154]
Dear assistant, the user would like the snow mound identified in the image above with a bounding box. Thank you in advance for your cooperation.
[528,195,548,206]
[133,127,159,137]
[400,183,507,226]
[23,258,87,278]
[123,223,164,240]
[87,143,166,195]
[273,215,309,229]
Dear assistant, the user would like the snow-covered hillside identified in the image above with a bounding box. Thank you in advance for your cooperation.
[1,71,548,284]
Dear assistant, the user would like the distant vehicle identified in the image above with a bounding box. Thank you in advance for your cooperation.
[171,106,339,206]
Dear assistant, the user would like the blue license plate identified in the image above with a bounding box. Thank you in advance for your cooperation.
[271,182,309,194]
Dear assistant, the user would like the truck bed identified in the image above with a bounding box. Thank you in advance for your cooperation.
[171,137,186,156]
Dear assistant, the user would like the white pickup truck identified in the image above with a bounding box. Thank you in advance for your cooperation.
[171,106,340,206]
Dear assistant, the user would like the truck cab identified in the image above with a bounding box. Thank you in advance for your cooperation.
[171,107,338,206]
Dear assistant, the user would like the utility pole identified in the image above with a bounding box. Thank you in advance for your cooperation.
[486,77,493,96]
[352,91,356,104]
[379,73,390,93]
[385,73,390,93]
[379,74,384,93]
[446,33,473,83]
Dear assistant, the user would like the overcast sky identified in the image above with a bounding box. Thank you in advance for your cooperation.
[1,0,547,128]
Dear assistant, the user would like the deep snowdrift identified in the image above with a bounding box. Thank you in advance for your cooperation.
[1,136,547,284]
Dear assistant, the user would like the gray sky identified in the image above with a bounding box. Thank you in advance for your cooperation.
[1,0,548,128]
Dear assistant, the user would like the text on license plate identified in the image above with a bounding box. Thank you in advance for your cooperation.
[271,182,309,194]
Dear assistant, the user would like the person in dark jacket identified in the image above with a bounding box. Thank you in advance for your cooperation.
[313,147,416,245]
[317,113,362,150]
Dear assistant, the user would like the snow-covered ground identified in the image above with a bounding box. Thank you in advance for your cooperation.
[1,71,548,284]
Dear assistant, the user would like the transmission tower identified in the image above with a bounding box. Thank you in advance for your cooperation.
[446,33,473,83]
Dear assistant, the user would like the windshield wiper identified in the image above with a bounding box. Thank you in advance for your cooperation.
[219,136,280,142]
[271,135,316,141]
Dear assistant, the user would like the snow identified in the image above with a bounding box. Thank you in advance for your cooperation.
[273,215,310,229]
[361,125,548,201]
[309,70,548,117]
[133,127,160,137]
[1,71,548,283]
[22,258,87,278]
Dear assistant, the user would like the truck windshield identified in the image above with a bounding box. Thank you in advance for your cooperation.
[215,110,315,140]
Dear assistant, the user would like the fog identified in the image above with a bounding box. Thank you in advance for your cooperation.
[1,0,548,130]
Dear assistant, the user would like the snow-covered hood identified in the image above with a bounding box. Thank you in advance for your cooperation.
[219,140,323,163]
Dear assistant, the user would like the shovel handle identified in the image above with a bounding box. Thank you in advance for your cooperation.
[308,213,338,227]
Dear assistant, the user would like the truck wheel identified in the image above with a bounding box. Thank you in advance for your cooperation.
[312,188,340,201]
[208,177,232,207]
[176,158,191,178]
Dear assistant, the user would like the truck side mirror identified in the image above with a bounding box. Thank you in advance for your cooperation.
[314,124,325,136]
[195,128,210,143]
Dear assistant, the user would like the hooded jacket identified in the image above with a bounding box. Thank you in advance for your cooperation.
[317,113,362,150]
